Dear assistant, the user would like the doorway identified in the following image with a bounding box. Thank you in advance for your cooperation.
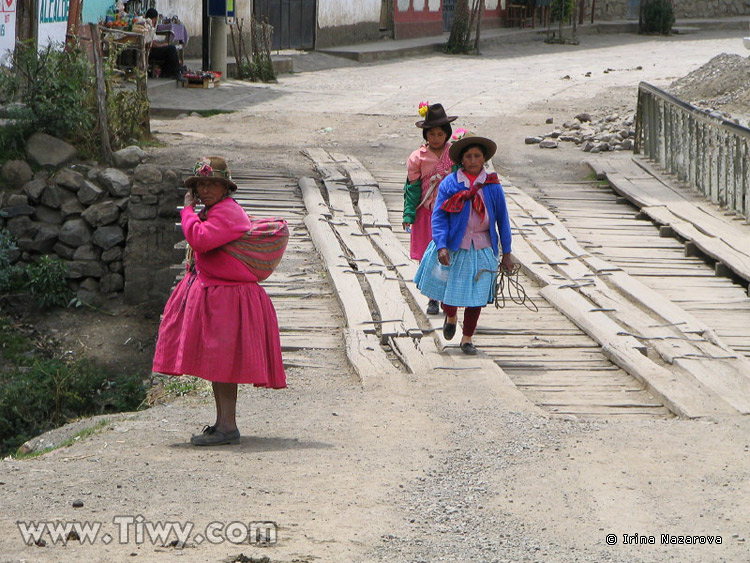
[253,0,316,50]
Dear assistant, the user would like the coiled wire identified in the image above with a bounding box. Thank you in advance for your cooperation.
[475,264,538,312]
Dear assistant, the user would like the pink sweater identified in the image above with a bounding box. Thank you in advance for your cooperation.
[181,198,257,286]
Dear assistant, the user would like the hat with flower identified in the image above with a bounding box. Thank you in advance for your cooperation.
[184,156,238,191]
[415,102,458,129]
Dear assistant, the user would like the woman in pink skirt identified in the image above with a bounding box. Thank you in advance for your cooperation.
[153,156,287,446]
[403,102,461,315]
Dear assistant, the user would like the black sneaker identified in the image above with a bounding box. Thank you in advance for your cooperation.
[461,342,477,355]
[426,299,439,315]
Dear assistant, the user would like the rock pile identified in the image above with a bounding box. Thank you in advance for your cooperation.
[525,112,637,153]
[0,133,182,304]
[667,53,750,124]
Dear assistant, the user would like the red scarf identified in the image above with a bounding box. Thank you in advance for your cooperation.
[440,172,499,220]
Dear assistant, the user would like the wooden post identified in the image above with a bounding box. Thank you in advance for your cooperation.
[89,24,114,165]
[66,0,83,47]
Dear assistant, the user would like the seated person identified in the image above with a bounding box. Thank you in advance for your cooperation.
[144,8,182,79]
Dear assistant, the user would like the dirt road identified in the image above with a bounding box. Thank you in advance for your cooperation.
[2,28,749,563]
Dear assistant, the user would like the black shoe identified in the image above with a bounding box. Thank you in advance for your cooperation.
[461,342,477,355]
[443,317,457,341]
[426,299,439,315]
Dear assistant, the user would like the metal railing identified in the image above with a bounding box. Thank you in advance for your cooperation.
[635,81,750,220]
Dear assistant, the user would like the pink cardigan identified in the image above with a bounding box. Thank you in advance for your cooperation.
[181,197,258,286]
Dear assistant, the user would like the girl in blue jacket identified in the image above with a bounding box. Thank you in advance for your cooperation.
[414,134,513,355]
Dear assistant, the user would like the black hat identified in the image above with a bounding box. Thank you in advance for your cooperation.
[416,103,458,129]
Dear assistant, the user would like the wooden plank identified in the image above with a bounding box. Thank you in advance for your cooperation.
[344,328,402,387]
[299,178,372,331]
[541,285,737,418]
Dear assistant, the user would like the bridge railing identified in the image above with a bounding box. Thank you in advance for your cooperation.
[635,81,749,221]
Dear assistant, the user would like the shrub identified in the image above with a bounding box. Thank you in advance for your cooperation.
[0,42,97,150]
[0,229,24,292]
[640,0,674,35]
[0,40,151,163]
[25,255,71,309]
[0,357,146,456]
[551,0,574,21]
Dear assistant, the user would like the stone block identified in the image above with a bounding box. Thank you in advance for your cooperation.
[54,168,85,191]
[128,203,157,220]
[53,242,76,260]
[100,273,124,293]
[6,215,34,238]
[82,200,120,227]
[23,178,48,203]
[133,164,162,185]
[61,198,84,218]
[101,246,124,262]
[7,194,28,206]
[1,159,33,188]
[41,184,73,209]
[73,244,101,261]
[33,205,63,225]
[92,225,125,250]
[98,168,132,197]
[31,224,60,253]
[77,180,105,206]
[112,146,146,169]
[79,277,100,292]
[66,260,105,279]
[58,218,92,247]
[26,132,77,167]
[0,204,35,218]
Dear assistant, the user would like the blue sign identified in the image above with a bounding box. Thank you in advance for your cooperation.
[208,0,235,18]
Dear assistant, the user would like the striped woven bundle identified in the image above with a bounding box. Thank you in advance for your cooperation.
[221,217,289,281]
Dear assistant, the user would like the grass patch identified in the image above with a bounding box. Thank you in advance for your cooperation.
[13,418,110,460]
[193,109,235,118]
[0,315,147,457]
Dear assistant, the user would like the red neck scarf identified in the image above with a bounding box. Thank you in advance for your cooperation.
[440,172,499,220]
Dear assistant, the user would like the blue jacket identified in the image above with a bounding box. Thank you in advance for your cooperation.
[431,170,512,256]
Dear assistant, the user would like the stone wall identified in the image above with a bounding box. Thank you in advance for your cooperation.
[594,0,750,20]
[0,133,182,307]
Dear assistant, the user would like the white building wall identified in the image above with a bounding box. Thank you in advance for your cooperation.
[318,0,380,28]
[155,0,253,38]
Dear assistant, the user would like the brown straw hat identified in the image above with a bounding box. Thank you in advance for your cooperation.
[416,103,458,128]
[184,156,238,191]
[449,134,497,164]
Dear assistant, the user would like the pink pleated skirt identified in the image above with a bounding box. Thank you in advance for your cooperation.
[410,205,433,261]
[152,273,286,387]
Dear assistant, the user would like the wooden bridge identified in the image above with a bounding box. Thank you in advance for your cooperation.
[216,147,750,421]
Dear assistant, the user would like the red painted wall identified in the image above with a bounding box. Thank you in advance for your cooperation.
[393,1,504,40]
[394,1,444,39]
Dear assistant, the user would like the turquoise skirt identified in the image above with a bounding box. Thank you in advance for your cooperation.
[414,241,498,308]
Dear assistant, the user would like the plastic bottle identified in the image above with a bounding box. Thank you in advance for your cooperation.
[105,7,115,24]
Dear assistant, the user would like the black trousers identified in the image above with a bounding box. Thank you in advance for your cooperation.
[148,45,180,78]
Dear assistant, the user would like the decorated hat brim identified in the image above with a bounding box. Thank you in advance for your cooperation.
[185,175,238,191]
[448,135,497,164]
[415,115,458,128]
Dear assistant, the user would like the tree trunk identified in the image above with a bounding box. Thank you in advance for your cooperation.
[446,0,471,53]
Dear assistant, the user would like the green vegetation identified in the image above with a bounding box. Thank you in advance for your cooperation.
[13,418,110,460]
[0,41,150,163]
[551,0,574,21]
[25,256,71,309]
[0,316,146,457]
[640,0,674,35]
[0,230,71,309]
[193,109,235,118]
